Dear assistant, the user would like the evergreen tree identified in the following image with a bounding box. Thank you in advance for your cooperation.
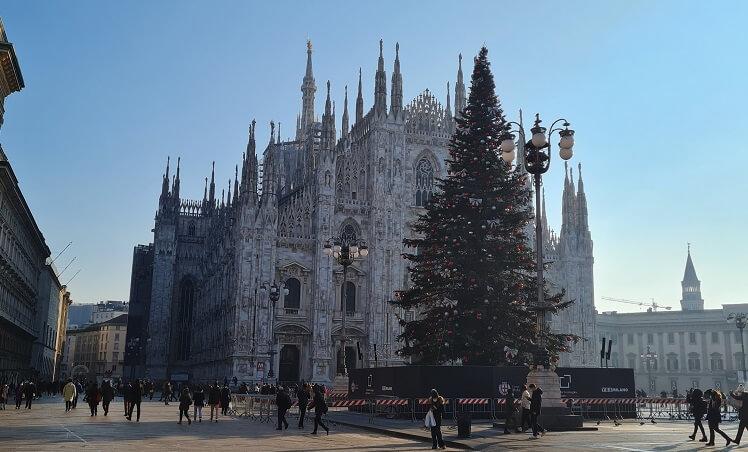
[392,47,574,366]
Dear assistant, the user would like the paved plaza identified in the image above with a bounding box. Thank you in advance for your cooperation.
[1,397,747,451]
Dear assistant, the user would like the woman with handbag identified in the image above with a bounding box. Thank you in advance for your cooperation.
[706,389,732,447]
[426,389,445,450]
[310,385,329,435]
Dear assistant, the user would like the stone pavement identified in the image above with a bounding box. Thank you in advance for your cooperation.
[1,396,746,451]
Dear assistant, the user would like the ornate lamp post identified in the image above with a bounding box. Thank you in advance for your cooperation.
[263,281,288,381]
[500,113,579,428]
[728,313,748,382]
[640,345,659,394]
[323,236,369,377]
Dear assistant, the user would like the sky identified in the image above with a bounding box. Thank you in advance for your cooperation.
[1,1,747,312]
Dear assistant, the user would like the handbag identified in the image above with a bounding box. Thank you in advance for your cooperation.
[424,410,436,428]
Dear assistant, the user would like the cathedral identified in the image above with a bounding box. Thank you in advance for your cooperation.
[128,41,596,385]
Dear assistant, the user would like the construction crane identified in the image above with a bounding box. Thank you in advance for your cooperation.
[601,296,672,312]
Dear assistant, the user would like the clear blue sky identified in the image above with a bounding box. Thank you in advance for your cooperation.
[2,1,747,312]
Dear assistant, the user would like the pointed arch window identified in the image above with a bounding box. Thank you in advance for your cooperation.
[341,281,356,315]
[415,158,434,206]
[284,278,301,312]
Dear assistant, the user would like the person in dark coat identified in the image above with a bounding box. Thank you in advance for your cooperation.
[127,379,142,421]
[178,386,192,425]
[74,381,82,408]
[193,385,205,422]
[687,388,707,442]
[100,380,114,416]
[276,386,292,430]
[208,381,221,422]
[23,381,35,409]
[503,389,516,434]
[731,386,748,444]
[310,385,329,435]
[296,383,311,429]
[220,383,231,416]
[86,382,100,416]
[15,382,24,409]
[427,389,445,449]
[123,381,132,416]
[706,389,731,446]
[528,384,545,439]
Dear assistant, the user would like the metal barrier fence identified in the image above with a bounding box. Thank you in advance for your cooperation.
[228,394,742,426]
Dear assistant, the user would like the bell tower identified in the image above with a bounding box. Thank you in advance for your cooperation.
[680,244,704,311]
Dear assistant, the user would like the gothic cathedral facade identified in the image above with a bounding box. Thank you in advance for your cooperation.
[132,41,595,384]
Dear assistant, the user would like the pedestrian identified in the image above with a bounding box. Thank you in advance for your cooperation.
[163,381,171,406]
[74,381,82,408]
[23,381,35,409]
[0,383,7,410]
[296,383,311,429]
[503,388,516,434]
[193,385,205,422]
[86,381,100,416]
[731,385,748,444]
[101,380,114,416]
[276,386,291,430]
[520,384,531,432]
[63,379,76,412]
[528,384,545,439]
[127,379,142,422]
[310,385,329,435]
[687,388,707,442]
[706,389,731,446]
[148,381,155,400]
[208,381,221,422]
[178,386,192,425]
[123,380,132,416]
[14,382,23,409]
[220,383,231,416]
[424,388,445,449]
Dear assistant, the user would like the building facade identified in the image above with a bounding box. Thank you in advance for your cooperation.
[597,249,747,395]
[30,263,64,380]
[130,41,596,384]
[0,19,24,132]
[67,314,127,382]
[90,300,128,324]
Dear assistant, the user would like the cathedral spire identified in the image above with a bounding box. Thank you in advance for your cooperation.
[577,163,589,233]
[374,39,387,116]
[341,85,349,135]
[390,42,403,116]
[270,120,275,145]
[277,122,281,143]
[173,157,181,199]
[233,165,239,204]
[203,177,208,203]
[445,81,452,118]
[226,179,232,208]
[455,53,466,116]
[298,40,316,140]
[560,161,575,235]
[356,67,364,123]
[542,187,549,239]
[321,80,336,150]
[209,161,216,206]
[160,156,170,200]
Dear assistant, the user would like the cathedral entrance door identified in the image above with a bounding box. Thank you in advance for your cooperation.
[279,344,300,384]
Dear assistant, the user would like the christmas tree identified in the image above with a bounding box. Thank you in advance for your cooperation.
[392,47,574,366]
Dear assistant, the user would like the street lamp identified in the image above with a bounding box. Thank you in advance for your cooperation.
[728,313,748,382]
[640,345,659,394]
[500,113,574,366]
[261,281,288,381]
[323,236,369,376]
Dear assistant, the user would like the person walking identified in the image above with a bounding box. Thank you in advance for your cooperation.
[15,382,24,409]
[220,383,231,416]
[528,384,545,439]
[208,381,221,422]
[296,383,311,429]
[520,384,531,432]
[123,380,132,417]
[63,379,76,412]
[163,381,172,406]
[101,380,114,416]
[23,381,35,409]
[86,382,100,416]
[426,389,445,449]
[310,385,329,435]
[148,381,155,400]
[706,389,731,446]
[178,386,192,425]
[0,383,7,410]
[687,388,707,442]
[731,385,748,444]
[127,379,142,422]
[193,385,205,422]
[73,381,82,409]
[276,386,291,430]
[503,388,516,434]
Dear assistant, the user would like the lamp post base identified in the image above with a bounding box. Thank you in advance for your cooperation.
[526,366,583,430]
